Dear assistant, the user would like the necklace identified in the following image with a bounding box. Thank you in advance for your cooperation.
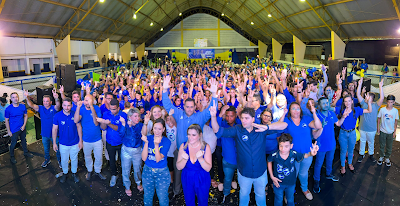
[317,110,328,127]
[189,142,200,148]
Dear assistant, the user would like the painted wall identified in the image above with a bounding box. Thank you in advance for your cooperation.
[154,13,251,47]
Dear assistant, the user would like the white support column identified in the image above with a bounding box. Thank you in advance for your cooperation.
[24,56,30,75]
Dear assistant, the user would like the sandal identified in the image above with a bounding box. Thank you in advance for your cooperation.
[340,167,346,176]
[125,189,132,197]
[348,164,355,173]
[211,179,218,188]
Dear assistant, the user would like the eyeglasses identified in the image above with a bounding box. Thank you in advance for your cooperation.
[291,108,301,111]
[262,114,272,118]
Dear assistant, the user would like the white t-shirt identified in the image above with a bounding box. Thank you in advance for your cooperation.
[166,125,177,157]
[378,107,399,134]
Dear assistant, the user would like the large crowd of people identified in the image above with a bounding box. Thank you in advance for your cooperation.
[3,59,399,206]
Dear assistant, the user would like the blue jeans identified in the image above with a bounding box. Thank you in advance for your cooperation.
[142,165,170,206]
[339,129,356,167]
[222,158,237,196]
[121,145,143,189]
[42,136,60,162]
[238,169,268,206]
[313,149,335,181]
[273,184,295,206]
[294,156,313,192]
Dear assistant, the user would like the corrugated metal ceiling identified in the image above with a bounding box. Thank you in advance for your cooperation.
[0,0,399,45]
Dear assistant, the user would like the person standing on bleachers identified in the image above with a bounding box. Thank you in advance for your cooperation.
[5,92,34,164]
[24,89,61,168]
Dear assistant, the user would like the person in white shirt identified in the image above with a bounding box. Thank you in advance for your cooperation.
[377,95,399,167]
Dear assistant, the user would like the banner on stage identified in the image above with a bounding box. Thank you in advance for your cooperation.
[188,49,215,59]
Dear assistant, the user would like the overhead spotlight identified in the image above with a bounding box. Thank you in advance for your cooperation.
[179,12,182,16]
[221,13,224,16]
[133,14,137,19]
[268,14,272,17]
[251,21,254,25]
[300,0,306,1]
[99,0,105,2]
[398,28,400,33]
[397,44,399,46]
[150,22,153,26]
[160,28,163,31]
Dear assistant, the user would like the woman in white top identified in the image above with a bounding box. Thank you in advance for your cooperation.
[142,105,167,136]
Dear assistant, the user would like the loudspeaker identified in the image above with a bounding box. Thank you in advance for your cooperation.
[36,85,54,105]
[56,64,76,93]
[361,78,371,93]
[328,59,347,89]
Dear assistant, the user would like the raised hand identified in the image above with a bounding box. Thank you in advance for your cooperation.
[162,75,172,91]
[209,101,217,117]
[207,78,218,94]
[23,90,29,98]
[144,111,151,125]
[59,85,64,94]
[342,108,351,119]
[181,151,189,160]
[77,101,83,108]
[309,103,316,114]
[321,64,326,72]
[169,109,175,116]
[301,69,307,79]
[141,135,149,143]
[196,150,205,159]
[379,78,384,87]
[310,141,319,156]
[154,136,161,145]
[52,88,59,99]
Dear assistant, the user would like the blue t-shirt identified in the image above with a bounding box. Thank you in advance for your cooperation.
[5,104,27,133]
[316,110,338,152]
[132,99,145,108]
[215,117,240,165]
[103,111,127,146]
[119,122,143,148]
[267,150,303,185]
[0,103,9,122]
[39,105,58,137]
[284,116,313,154]
[360,63,368,70]
[100,104,110,116]
[79,105,102,142]
[335,107,363,130]
[144,135,171,169]
[53,111,79,146]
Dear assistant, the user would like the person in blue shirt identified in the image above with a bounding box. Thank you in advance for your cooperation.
[132,91,145,108]
[0,97,9,122]
[312,97,347,193]
[74,95,106,181]
[100,92,113,163]
[118,108,144,196]
[141,118,171,206]
[210,105,241,203]
[351,60,357,72]
[336,94,372,175]
[176,124,212,206]
[98,98,127,187]
[283,101,322,200]
[162,75,218,198]
[212,107,288,206]
[5,92,33,164]
[267,133,319,206]
[360,60,368,72]
[24,89,61,168]
[52,98,82,183]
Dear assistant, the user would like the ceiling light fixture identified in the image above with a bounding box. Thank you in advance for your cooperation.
[300,0,306,2]
[179,13,182,16]
[398,28,400,33]
[268,14,272,17]
[150,22,153,26]
[251,21,254,25]
[99,0,105,2]
[221,13,224,16]
[133,14,137,19]
[160,28,163,31]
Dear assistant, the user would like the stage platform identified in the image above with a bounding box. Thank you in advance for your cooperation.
[0,137,399,206]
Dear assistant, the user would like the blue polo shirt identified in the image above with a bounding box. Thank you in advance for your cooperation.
[335,106,363,130]
[283,116,313,154]
[216,125,280,178]
[162,91,216,149]
[5,104,27,133]
[316,110,338,152]
[360,63,368,70]
[79,105,102,143]
[100,104,110,116]
[103,110,127,146]
[144,135,171,169]
[132,99,145,108]
[39,105,58,137]
[267,150,303,185]
[215,117,240,165]
[53,111,79,146]
[119,122,144,148]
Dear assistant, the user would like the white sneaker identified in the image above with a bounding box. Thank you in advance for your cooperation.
[385,158,391,167]
[377,157,384,165]
[110,175,118,187]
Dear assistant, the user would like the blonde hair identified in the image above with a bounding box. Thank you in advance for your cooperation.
[184,124,206,150]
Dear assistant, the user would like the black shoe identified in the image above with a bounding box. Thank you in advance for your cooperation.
[326,174,339,182]
[41,159,51,168]
[86,172,92,181]
[10,157,17,164]
[369,155,376,162]
[60,174,67,183]
[24,152,34,158]
[357,155,364,163]
[95,172,107,180]
[72,173,80,183]
[313,180,320,193]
